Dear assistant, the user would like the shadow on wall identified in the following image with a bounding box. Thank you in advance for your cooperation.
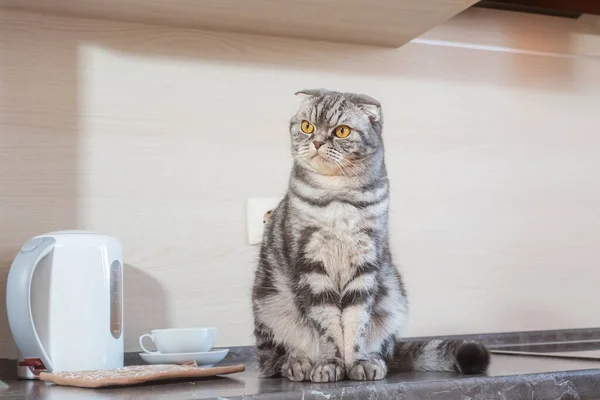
[123,264,170,352]
[0,12,79,357]
[0,10,173,355]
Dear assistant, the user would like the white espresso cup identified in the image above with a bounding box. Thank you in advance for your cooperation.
[139,327,217,354]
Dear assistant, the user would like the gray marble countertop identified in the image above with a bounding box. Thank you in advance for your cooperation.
[4,330,600,399]
[1,353,600,400]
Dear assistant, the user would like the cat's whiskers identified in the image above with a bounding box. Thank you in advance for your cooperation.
[340,157,358,169]
[325,149,361,185]
[337,158,361,180]
[293,146,311,163]
[333,159,350,181]
[332,158,360,187]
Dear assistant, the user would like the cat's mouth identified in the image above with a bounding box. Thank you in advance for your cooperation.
[307,153,342,176]
[297,146,343,175]
[312,152,333,164]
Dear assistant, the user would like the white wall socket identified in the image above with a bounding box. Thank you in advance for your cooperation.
[246,197,282,245]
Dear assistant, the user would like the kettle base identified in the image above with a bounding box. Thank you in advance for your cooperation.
[17,353,41,380]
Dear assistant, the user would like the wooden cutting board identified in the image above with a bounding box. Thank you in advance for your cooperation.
[39,362,245,388]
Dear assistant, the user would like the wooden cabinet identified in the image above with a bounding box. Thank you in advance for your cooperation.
[477,0,600,17]
[0,0,479,47]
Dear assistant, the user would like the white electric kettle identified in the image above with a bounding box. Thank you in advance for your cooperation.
[6,231,124,378]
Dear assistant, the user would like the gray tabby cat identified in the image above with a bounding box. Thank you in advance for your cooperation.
[252,89,490,382]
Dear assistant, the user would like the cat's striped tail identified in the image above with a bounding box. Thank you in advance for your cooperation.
[389,339,490,375]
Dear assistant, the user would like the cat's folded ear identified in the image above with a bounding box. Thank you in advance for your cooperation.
[350,93,382,123]
[295,88,330,100]
[358,103,382,123]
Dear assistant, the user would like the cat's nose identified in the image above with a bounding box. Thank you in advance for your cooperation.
[313,141,324,150]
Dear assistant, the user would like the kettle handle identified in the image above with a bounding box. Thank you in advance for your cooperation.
[6,237,56,375]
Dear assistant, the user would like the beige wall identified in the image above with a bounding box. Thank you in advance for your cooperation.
[1,7,600,358]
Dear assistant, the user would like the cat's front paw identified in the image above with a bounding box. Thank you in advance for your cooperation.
[282,357,313,381]
[348,358,387,381]
[310,359,345,383]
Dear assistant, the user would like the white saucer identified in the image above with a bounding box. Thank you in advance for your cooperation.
[139,349,229,367]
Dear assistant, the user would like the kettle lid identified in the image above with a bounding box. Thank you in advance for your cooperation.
[33,230,119,243]
[44,230,98,235]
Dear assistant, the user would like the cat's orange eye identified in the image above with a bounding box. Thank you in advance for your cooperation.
[301,120,315,134]
[334,125,351,138]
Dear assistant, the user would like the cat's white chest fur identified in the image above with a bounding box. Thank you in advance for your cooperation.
[308,202,365,289]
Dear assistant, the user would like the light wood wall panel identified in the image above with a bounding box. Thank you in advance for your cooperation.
[1,8,600,357]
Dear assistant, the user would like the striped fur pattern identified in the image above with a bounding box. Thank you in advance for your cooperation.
[252,89,490,382]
